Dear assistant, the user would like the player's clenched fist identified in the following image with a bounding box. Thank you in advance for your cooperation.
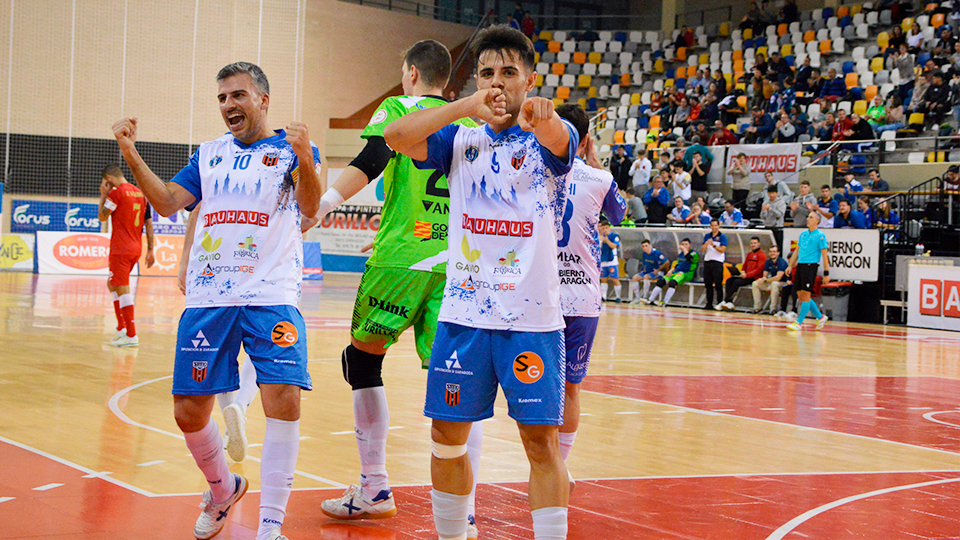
[518,97,555,132]
[112,118,138,150]
[471,88,510,125]
[285,122,312,157]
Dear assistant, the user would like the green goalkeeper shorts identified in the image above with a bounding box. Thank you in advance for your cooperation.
[667,270,696,286]
[351,264,445,368]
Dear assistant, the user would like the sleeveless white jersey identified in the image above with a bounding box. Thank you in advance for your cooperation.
[558,159,626,317]
[172,130,321,308]
[416,122,577,331]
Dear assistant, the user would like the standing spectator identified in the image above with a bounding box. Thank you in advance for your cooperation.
[719,236,767,310]
[702,219,728,310]
[521,12,535,38]
[670,162,692,203]
[761,185,787,227]
[655,150,672,176]
[506,14,521,31]
[818,68,847,104]
[688,150,710,203]
[790,180,818,225]
[727,153,752,205]
[785,212,831,331]
[686,203,713,225]
[743,106,775,143]
[866,169,890,192]
[629,149,652,191]
[644,238,700,306]
[763,171,793,204]
[720,200,746,227]
[752,244,789,314]
[834,199,870,228]
[629,240,670,302]
[781,0,799,24]
[623,187,648,224]
[667,196,691,223]
[643,173,672,223]
[817,184,838,227]
[894,44,916,105]
[610,145,633,191]
[511,3,524,23]
[599,220,622,302]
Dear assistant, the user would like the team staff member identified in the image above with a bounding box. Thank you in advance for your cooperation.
[113,61,322,540]
[98,163,155,347]
[785,212,831,331]
[703,219,728,311]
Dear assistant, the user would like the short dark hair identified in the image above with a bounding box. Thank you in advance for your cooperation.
[556,104,589,142]
[680,238,691,244]
[869,168,880,175]
[626,187,636,195]
[101,163,123,178]
[800,180,810,186]
[216,62,269,95]
[641,239,650,245]
[821,184,831,190]
[403,40,452,89]
[711,218,720,223]
[750,236,761,242]
[839,198,851,206]
[470,25,536,72]
[600,219,611,226]
[767,184,778,192]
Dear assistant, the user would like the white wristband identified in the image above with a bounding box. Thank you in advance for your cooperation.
[315,187,345,220]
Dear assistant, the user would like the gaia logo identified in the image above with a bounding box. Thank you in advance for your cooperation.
[200,232,222,252]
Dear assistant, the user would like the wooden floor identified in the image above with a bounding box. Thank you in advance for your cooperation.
[3,272,960,539]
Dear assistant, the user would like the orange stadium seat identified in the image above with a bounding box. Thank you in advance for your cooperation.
[614,130,626,144]
[556,86,571,100]
[845,72,859,88]
[865,85,878,101]
[778,23,788,36]
[804,30,816,43]
[733,49,743,61]
[621,73,631,86]
[650,115,661,128]
[676,47,687,61]
[552,63,565,75]
[820,39,832,54]
[932,13,945,28]
[548,40,561,53]
[573,51,587,64]
[837,6,849,18]
[925,2,938,11]
[676,66,687,78]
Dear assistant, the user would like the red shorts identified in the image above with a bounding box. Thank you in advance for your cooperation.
[108,252,140,287]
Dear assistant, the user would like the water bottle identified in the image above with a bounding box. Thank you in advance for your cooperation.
[916,243,924,256]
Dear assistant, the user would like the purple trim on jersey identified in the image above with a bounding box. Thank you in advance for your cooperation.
[415,123,461,176]
[563,315,599,384]
[601,179,626,225]
[537,120,579,177]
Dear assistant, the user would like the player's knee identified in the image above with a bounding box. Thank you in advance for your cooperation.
[340,344,385,390]
[518,425,561,464]
[656,277,666,287]
[667,281,678,290]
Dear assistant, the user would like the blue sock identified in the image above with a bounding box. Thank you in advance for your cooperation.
[797,301,812,322]
[809,301,823,319]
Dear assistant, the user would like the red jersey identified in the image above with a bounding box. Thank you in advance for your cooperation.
[742,249,768,280]
[105,183,148,256]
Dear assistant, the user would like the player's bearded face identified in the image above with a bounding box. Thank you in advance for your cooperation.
[475,49,535,117]
[218,74,268,142]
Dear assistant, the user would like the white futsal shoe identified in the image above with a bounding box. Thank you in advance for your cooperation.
[263,528,289,540]
[195,474,248,539]
[320,484,397,520]
[112,329,126,341]
[110,334,139,347]
[222,404,247,462]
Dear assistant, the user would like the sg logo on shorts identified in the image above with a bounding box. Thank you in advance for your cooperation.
[513,352,544,384]
[272,321,299,347]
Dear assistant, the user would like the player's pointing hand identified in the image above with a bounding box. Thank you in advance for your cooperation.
[518,97,555,133]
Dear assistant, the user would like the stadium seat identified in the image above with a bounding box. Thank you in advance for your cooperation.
[837,5,850,18]
[600,63,613,76]
[614,130,625,144]
[870,57,884,74]
[653,79,664,92]
[856,23,869,40]
[588,86,598,98]
[583,62,597,75]
[588,52,602,64]
[562,40,575,53]
[554,31,567,41]
[552,63,565,76]
[827,16,838,29]
[619,72,630,86]
[654,59,664,73]
[837,101,852,114]
[901,18,914,32]
[909,112,925,125]
[861,71,874,87]
[535,74,544,87]
[573,52,587,64]
[842,60,855,74]
[578,75,591,88]
[864,85,878,101]
[804,29,816,43]
[932,13,945,28]
[833,38,845,54]
[548,41,561,53]
[823,7,834,18]
[853,100,867,115]
[820,39,832,54]
[781,44,793,57]
[539,31,552,41]
[649,115,661,129]
[545,74,560,86]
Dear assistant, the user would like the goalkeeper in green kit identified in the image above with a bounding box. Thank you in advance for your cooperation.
[308,40,483,536]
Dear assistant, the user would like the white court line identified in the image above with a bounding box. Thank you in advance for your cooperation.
[923,411,960,428]
[811,407,836,410]
[136,460,165,467]
[82,471,112,478]
[910,407,934,410]
[861,407,885,410]
[760,408,785,411]
[0,497,13,503]
[581,391,960,458]
[765,476,960,540]
[330,430,354,435]
[107,375,346,489]
[32,483,63,491]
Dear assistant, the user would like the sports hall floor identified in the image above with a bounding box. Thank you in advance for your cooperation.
[2,271,960,539]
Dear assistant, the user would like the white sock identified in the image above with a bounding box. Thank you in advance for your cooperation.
[257,418,299,540]
[466,421,483,517]
[354,386,390,500]
[216,391,236,413]
[532,507,568,540]
[558,431,577,461]
[236,355,259,415]
[648,286,662,301]
[118,293,133,308]
[183,418,233,503]
[432,489,470,540]
[642,279,652,297]
[111,291,120,302]
[611,281,621,299]
[629,281,639,300]
[663,287,677,305]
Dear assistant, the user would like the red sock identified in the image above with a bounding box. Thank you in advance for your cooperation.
[121,304,136,337]
[113,300,125,331]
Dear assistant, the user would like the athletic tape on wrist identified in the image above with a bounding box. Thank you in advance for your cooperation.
[316,187,345,218]
[431,441,468,459]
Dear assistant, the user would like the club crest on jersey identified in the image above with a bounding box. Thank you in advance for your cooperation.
[262,152,280,167]
[445,383,461,406]
[192,361,208,382]
[511,147,527,170]
[209,156,222,168]
[465,146,479,163]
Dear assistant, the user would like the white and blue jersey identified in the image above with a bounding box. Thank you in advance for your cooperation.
[172,130,321,308]
[703,231,728,262]
[670,205,691,222]
[720,209,744,227]
[557,158,626,317]
[797,228,829,264]
[414,122,577,332]
[641,248,669,275]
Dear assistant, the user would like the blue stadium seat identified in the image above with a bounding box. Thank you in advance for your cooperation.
[639,104,650,115]
[588,97,598,110]
[666,68,675,79]
[744,38,755,49]
[652,50,664,59]
[534,40,548,53]
[839,15,852,28]
[755,37,767,48]
[842,61,855,74]
[822,7,834,18]
[918,51,931,65]
[676,78,686,89]
[638,116,650,129]
[785,55,795,67]
[614,32,628,42]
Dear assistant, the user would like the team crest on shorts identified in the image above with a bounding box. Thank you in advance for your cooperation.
[192,361,208,382]
[511,147,527,170]
[262,152,280,167]
[445,383,461,406]
[513,352,544,384]
[465,146,479,163]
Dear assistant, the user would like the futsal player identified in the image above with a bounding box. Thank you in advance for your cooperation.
[630,240,669,303]
[785,211,831,331]
[98,163,155,347]
[644,239,700,306]
[554,104,625,473]
[598,220,621,302]
[305,42,483,533]
[385,25,576,540]
[112,61,322,540]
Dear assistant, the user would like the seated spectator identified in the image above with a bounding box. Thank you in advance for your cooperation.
[803,69,824,104]
[775,111,799,142]
[686,203,713,225]
[688,69,703,91]
[840,172,864,204]
[699,92,721,123]
[752,244,789,314]
[790,180,818,225]
[866,169,890,192]
[667,196,692,224]
[945,164,960,190]
[743,106,775,144]
[790,103,809,134]
[908,70,933,113]
[711,71,728,99]
[916,71,951,128]
[641,238,700,306]
[817,68,846,104]
[761,185,787,227]
[875,94,905,133]
[812,111,836,141]
[623,187,648,224]
[817,184,838,227]
[858,196,876,228]
[875,199,901,241]
[709,120,739,146]
[753,52,768,77]
[834,199,870,228]
[727,152,752,204]
[643,173,672,224]
[763,171,793,204]
[696,196,712,218]
[670,163,692,203]
[674,96,692,129]
[699,68,713,93]
[887,26,906,57]
[506,14,520,31]
[719,236,767,310]
[865,94,886,129]
[767,52,793,84]
[906,22,924,53]
[794,56,813,92]
[629,240,670,303]
[831,108,854,141]
[720,201,746,227]
[844,113,876,151]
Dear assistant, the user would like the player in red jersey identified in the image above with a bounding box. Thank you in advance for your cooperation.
[99,163,155,347]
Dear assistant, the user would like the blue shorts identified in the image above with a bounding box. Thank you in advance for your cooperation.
[425,322,565,425]
[172,305,312,395]
[638,270,660,279]
[601,265,619,279]
[563,316,599,384]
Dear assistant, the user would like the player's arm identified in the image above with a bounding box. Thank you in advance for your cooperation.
[602,180,627,225]
[144,209,155,268]
[178,204,200,295]
[786,248,799,270]
[112,118,196,216]
[821,248,831,284]
[385,89,509,161]
[286,122,323,219]
[658,259,670,273]
[303,136,394,229]
[519,97,572,160]
[98,179,114,221]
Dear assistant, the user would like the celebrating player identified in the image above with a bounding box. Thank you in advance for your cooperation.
[785,211,831,331]
[98,163,155,347]
[112,61,322,540]
[385,25,576,540]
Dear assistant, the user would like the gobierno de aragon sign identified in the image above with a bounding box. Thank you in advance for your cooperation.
[781,228,879,282]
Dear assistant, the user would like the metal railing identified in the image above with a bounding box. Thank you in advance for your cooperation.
[338,0,483,25]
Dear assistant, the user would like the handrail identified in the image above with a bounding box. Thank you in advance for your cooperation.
[339,0,483,25]
[446,10,494,99]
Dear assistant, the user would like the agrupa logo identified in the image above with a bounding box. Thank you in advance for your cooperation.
[65,207,99,229]
[13,204,50,226]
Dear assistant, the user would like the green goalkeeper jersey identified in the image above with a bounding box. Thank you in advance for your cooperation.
[361,95,477,273]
